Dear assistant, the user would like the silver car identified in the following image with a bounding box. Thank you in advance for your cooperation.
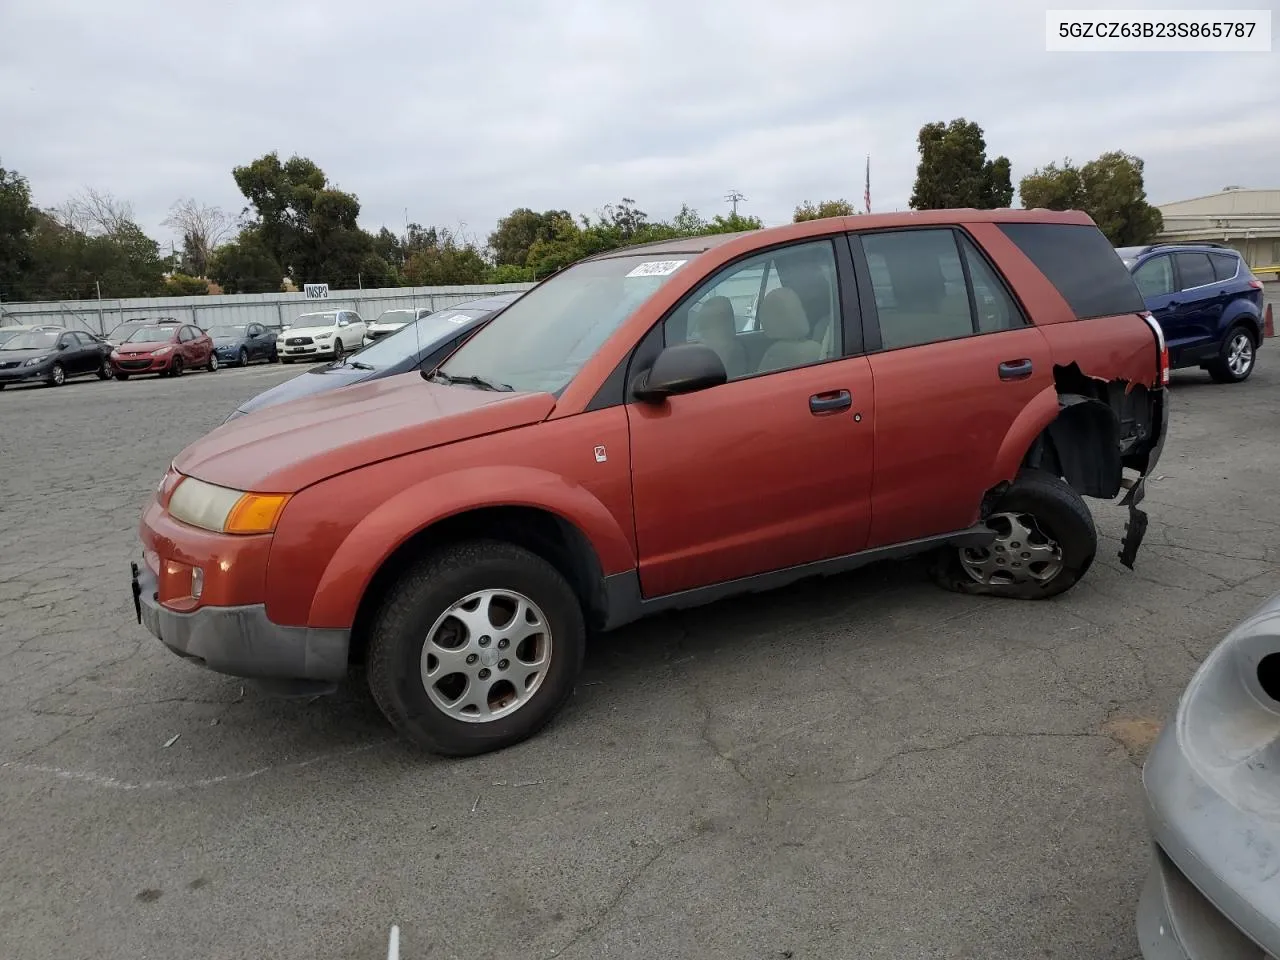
[1138,590,1280,959]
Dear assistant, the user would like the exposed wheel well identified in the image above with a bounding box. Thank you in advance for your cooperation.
[1227,315,1262,346]
[347,506,609,664]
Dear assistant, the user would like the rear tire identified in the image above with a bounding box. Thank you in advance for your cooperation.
[931,469,1096,600]
[207,353,219,373]
[1207,325,1257,383]
[97,359,113,380]
[367,539,586,757]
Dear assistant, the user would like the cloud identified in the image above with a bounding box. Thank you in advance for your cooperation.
[0,0,1273,248]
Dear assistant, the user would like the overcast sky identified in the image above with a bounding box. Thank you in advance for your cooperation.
[1,0,1275,248]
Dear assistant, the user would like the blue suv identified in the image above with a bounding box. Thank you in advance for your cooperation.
[1117,243,1266,383]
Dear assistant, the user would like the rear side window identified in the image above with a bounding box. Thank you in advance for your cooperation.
[998,223,1145,319]
[1210,253,1240,282]
[957,233,1024,333]
[1174,252,1215,290]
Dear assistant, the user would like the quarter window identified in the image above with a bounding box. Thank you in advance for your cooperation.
[663,239,842,380]
[1174,252,1215,290]
[1210,254,1240,282]
[1133,256,1175,297]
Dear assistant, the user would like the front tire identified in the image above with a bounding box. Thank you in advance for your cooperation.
[170,357,184,378]
[47,363,66,387]
[931,469,1096,600]
[238,348,249,367]
[333,340,345,363]
[1207,325,1257,383]
[367,540,586,757]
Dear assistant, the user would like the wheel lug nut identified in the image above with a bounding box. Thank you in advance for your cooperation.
[497,638,509,650]
[466,654,478,665]
[498,659,509,670]
[478,668,491,680]
[479,636,491,647]
[1011,542,1021,549]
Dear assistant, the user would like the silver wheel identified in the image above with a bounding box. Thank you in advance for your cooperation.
[420,588,552,723]
[50,363,65,386]
[1227,331,1254,377]
[960,511,1063,586]
[209,353,219,372]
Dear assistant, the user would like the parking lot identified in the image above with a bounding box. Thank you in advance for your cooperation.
[2,357,1278,960]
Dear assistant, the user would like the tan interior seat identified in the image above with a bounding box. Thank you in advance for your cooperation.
[756,288,824,374]
[688,296,747,379]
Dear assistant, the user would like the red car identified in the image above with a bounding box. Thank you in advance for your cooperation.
[133,208,1167,757]
[110,322,219,379]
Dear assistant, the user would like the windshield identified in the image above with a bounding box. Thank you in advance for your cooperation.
[207,325,247,338]
[439,254,690,393]
[373,310,415,325]
[1,330,59,350]
[124,326,176,343]
[293,313,336,327]
[0,328,27,344]
[350,308,491,368]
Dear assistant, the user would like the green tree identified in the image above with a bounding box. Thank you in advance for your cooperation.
[403,228,489,285]
[487,263,536,283]
[488,208,572,268]
[793,199,857,222]
[704,212,764,233]
[1019,151,1163,244]
[163,273,209,296]
[0,163,37,300]
[208,229,283,294]
[910,119,1013,210]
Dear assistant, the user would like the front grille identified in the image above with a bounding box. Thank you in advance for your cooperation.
[0,361,20,370]
[368,329,392,340]
[118,360,152,370]
[286,336,313,346]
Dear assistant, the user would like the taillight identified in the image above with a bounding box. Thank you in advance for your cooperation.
[1248,279,1264,290]
[1139,311,1170,386]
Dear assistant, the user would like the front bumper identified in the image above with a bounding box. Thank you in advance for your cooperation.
[0,362,50,384]
[281,341,335,358]
[133,559,349,683]
[112,355,172,374]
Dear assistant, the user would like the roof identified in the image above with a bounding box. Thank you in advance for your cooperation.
[586,208,1096,262]
[1158,188,1280,217]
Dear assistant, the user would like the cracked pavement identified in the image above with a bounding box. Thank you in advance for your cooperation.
[2,359,1278,959]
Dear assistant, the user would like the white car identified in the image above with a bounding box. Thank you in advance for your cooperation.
[363,307,433,347]
[278,310,367,363]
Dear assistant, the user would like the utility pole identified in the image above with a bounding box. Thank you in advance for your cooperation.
[724,189,746,217]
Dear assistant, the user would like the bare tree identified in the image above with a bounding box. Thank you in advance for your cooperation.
[55,187,136,235]
[161,198,232,277]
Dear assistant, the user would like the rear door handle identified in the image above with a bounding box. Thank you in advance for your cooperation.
[998,359,1034,381]
[809,389,852,414]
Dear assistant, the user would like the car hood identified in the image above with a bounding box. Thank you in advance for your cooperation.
[116,340,171,352]
[0,348,53,363]
[212,336,248,347]
[282,325,337,338]
[236,362,372,415]
[368,321,409,331]
[176,372,556,492]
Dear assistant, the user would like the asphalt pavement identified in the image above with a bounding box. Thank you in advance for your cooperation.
[2,356,1278,960]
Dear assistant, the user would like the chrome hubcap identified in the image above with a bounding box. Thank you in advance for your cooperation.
[420,589,552,723]
[960,512,1063,586]
[1227,333,1253,376]
[211,354,219,370]
[52,366,64,384]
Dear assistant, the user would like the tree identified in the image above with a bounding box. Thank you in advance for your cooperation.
[909,119,1013,210]
[208,229,283,294]
[161,198,231,277]
[488,208,572,268]
[403,228,489,285]
[793,199,857,222]
[0,163,37,300]
[54,187,136,236]
[164,273,210,296]
[1019,151,1163,244]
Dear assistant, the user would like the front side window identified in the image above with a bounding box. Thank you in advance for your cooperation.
[664,239,841,379]
[1133,255,1174,297]
[861,229,976,350]
[438,253,694,393]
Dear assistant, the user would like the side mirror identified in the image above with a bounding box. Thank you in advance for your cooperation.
[57,341,70,350]
[632,342,727,404]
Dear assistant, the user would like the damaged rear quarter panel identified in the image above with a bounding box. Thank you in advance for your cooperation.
[1037,314,1158,389]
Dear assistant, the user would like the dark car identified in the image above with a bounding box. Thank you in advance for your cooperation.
[1117,242,1267,383]
[0,328,114,389]
[223,293,521,421]
[106,317,181,347]
[110,322,218,379]
[207,322,279,367]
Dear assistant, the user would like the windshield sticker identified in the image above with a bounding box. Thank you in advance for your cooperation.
[625,259,687,278]
[443,314,472,325]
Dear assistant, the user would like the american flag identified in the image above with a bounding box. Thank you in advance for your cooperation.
[864,156,871,214]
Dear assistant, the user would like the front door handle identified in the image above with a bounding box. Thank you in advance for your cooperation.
[809,389,852,414]
[998,359,1034,381]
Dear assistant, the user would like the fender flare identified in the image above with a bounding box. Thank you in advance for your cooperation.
[989,384,1061,488]
[1221,304,1263,343]
[306,465,636,627]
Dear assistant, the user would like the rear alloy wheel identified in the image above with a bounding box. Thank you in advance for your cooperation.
[48,363,66,387]
[207,353,219,373]
[333,340,345,363]
[1207,326,1257,384]
[170,357,184,378]
[97,359,113,380]
[931,469,1096,600]
[238,348,249,367]
[367,539,586,756]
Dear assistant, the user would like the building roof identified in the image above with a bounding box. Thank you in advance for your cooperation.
[1158,188,1280,217]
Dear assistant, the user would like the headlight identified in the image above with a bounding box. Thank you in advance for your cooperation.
[110,350,120,359]
[316,332,333,340]
[23,356,48,366]
[167,476,291,535]
[154,346,173,356]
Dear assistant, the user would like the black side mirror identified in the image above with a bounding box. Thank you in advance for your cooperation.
[632,342,727,404]
[57,341,69,350]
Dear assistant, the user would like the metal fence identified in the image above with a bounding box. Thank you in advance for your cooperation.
[0,283,538,337]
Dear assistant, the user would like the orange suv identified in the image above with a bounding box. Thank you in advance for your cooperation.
[131,209,1168,756]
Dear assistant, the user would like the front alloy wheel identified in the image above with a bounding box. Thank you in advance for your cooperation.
[48,363,65,387]
[333,340,345,363]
